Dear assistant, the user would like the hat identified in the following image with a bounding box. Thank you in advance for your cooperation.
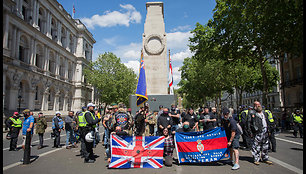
[296,109,300,112]
[198,108,203,113]
[55,111,61,115]
[222,108,230,115]
[13,112,19,115]
[87,103,95,108]
[23,109,30,113]
[128,108,132,112]
[112,105,118,109]
[38,112,43,115]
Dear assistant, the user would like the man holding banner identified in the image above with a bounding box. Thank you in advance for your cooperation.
[221,108,241,170]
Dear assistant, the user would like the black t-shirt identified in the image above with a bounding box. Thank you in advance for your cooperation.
[170,110,180,125]
[182,113,198,128]
[222,118,240,140]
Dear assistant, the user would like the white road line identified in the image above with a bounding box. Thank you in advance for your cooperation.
[269,156,303,174]
[3,134,66,151]
[3,146,66,171]
[275,137,303,146]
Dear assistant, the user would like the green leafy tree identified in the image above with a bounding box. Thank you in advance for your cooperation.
[83,52,137,113]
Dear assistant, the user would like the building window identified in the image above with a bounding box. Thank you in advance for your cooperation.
[285,71,290,82]
[19,46,24,61]
[35,86,38,100]
[296,67,301,79]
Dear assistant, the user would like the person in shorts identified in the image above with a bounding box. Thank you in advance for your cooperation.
[221,107,241,170]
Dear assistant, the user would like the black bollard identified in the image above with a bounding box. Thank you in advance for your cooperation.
[23,131,31,164]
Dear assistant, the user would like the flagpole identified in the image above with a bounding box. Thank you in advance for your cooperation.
[168,49,170,94]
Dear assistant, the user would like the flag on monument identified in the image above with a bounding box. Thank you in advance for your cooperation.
[174,127,230,164]
[135,50,148,106]
[168,52,174,95]
[109,135,165,168]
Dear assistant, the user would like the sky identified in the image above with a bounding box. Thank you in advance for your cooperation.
[57,0,216,89]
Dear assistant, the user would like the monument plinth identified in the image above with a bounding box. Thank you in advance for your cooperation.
[130,2,175,113]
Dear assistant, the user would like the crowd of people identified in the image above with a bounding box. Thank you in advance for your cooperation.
[5,101,303,169]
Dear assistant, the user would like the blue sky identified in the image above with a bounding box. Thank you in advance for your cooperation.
[58,0,216,88]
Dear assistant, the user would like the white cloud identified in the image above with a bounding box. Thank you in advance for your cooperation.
[172,48,193,61]
[170,25,192,32]
[114,42,142,60]
[103,36,119,46]
[124,60,140,75]
[81,4,141,29]
[172,66,181,82]
[167,31,192,50]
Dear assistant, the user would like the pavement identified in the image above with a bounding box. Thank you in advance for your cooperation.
[3,128,303,174]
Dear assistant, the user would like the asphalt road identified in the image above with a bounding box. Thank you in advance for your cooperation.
[3,127,303,174]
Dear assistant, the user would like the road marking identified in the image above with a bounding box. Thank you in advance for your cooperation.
[275,137,303,146]
[3,146,65,171]
[269,156,303,174]
[3,134,66,151]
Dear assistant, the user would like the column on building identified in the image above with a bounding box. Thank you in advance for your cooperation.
[66,30,71,52]
[44,46,49,75]
[15,29,21,59]
[46,10,52,38]
[53,90,60,111]
[28,84,36,111]
[55,52,60,79]
[32,0,39,29]
[57,22,62,46]
[3,11,10,49]
[30,39,36,65]
[41,88,49,111]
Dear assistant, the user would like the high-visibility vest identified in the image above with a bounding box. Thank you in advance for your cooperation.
[78,112,87,127]
[265,110,274,123]
[78,111,96,128]
[9,117,22,128]
[292,113,303,123]
[239,110,248,122]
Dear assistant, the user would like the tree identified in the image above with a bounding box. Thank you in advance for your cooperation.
[83,52,137,113]
[204,0,291,106]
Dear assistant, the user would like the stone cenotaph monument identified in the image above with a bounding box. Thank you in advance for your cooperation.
[130,2,175,113]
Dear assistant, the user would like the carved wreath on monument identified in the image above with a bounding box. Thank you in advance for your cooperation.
[144,34,165,55]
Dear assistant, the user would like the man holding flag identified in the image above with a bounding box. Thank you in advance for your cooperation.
[135,49,148,107]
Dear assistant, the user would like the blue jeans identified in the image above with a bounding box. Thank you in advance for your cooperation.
[104,128,109,146]
[66,129,75,146]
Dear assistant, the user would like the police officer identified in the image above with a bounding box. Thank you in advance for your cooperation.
[77,107,87,157]
[263,106,277,152]
[81,103,101,163]
[291,109,303,138]
[52,112,64,148]
[5,112,22,151]
[239,106,252,150]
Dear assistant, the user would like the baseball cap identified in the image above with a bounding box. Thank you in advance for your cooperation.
[55,111,61,115]
[14,112,19,115]
[222,108,230,115]
[23,109,30,113]
[159,105,164,109]
[87,103,95,108]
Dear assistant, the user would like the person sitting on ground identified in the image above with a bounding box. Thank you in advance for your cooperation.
[163,128,174,167]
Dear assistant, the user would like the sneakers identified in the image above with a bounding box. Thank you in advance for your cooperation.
[263,160,273,165]
[66,146,71,149]
[84,159,95,163]
[232,163,240,170]
[254,161,260,165]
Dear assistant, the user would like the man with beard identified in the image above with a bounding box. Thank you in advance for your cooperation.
[247,101,273,166]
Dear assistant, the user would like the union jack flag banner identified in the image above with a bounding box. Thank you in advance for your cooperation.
[109,135,165,168]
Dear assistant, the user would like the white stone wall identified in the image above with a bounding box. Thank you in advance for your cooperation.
[3,0,97,117]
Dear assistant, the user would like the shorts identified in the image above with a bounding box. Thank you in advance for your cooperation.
[230,135,240,149]
[22,134,33,145]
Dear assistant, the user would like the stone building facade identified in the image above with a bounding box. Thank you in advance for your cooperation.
[3,0,98,118]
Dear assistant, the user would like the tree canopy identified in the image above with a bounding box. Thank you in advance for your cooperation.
[83,52,137,109]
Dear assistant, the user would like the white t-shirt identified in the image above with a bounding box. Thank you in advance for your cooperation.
[258,112,267,128]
